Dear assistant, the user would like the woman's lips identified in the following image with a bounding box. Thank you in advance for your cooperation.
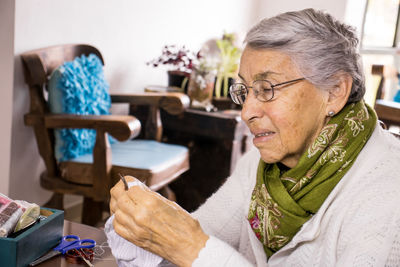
[253,131,275,144]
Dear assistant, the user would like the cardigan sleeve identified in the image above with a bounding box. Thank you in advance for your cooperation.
[190,148,259,266]
[192,236,254,267]
[191,148,258,248]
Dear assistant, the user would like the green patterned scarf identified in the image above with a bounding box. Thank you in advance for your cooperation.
[247,101,377,257]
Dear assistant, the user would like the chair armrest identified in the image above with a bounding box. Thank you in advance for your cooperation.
[25,113,141,141]
[110,92,190,115]
[375,99,400,124]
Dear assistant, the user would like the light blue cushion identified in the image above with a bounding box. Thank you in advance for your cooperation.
[48,54,111,162]
[70,140,188,170]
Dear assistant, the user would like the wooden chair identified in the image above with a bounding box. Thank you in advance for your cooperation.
[21,44,190,225]
[371,64,400,134]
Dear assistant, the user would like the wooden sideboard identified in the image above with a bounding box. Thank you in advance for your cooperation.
[160,108,252,211]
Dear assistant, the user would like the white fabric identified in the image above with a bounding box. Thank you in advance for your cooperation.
[105,181,165,267]
[192,124,400,266]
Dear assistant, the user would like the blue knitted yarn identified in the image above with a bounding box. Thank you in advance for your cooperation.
[394,90,400,103]
[48,54,112,161]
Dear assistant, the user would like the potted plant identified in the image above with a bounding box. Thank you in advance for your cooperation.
[214,33,241,99]
[147,45,197,93]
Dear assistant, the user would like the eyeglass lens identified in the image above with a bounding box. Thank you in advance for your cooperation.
[230,84,247,104]
[229,80,273,105]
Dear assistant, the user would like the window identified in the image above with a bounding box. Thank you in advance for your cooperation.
[361,0,400,48]
[348,0,400,105]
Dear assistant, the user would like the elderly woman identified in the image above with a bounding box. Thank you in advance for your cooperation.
[107,8,400,267]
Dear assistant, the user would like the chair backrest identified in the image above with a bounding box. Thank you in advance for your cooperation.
[370,64,400,133]
[371,64,385,100]
[21,44,104,178]
[22,44,103,89]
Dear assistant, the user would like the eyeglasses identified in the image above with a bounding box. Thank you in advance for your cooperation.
[229,77,306,105]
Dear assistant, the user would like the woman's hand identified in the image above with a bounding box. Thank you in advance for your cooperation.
[110,176,209,267]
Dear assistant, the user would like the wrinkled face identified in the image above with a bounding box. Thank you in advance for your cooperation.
[240,47,329,168]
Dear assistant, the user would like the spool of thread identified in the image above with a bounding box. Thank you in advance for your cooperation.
[65,248,94,264]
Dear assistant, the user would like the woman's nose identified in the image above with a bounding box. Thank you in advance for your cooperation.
[241,89,263,123]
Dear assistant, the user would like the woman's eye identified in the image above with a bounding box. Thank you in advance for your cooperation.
[236,88,246,95]
[261,87,272,93]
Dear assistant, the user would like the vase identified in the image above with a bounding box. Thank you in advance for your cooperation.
[187,70,215,110]
[167,70,190,93]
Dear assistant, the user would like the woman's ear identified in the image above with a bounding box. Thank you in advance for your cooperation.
[326,74,353,116]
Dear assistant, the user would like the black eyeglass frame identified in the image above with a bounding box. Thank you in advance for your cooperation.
[229,77,306,105]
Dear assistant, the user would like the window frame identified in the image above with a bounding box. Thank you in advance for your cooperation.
[360,0,400,52]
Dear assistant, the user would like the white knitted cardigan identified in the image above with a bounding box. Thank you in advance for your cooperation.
[191,124,400,267]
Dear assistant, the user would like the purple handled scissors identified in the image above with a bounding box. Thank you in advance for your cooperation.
[29,234,96,266]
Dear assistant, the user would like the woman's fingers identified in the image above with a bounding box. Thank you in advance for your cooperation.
[113,194,156,248]
[109,175,140,214]
[110,185,122,214]
[113,209,145,245]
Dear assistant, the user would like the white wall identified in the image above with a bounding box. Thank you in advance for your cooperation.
[7,0,260,204]
[256,0,348,21]
[0,1,15,196]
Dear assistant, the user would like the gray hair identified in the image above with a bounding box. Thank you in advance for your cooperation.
[245,8,364,103]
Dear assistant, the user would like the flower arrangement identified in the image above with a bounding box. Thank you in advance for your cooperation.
[147,37,240,109]
[147,45,197,73]
[147,45,201,91]
[214,33,242,98]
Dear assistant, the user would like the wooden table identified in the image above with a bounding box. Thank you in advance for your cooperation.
[38,220,117,267]
[160,108,252,211]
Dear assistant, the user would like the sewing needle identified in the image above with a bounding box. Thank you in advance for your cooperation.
[118,173,129,191]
